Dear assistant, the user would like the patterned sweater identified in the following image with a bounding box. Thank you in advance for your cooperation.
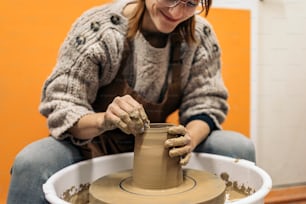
[39,0,229,141]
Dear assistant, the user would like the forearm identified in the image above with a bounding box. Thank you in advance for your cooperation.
[68,112,106,140]
[185,120,210,150]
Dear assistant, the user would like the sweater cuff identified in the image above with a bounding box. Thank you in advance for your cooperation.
[184,114,216,132]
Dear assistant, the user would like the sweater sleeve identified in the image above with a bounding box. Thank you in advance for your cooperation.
[39,5,127,139]
[179,16,229,129]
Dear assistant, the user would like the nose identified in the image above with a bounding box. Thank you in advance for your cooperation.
[168,4,185,18]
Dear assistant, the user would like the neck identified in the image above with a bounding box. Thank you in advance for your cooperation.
[141,29,169,48]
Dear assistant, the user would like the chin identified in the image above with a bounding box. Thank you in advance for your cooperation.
[155,23,177,34]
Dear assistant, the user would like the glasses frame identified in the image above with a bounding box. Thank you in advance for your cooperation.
[156,0,204,15]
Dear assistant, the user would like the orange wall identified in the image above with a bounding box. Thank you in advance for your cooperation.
[0,0,250,202]
[0,0,108,202]
[207,9,250,135]
[168,9,251,135]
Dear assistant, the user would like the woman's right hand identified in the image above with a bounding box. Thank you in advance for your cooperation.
[102,95,150,136]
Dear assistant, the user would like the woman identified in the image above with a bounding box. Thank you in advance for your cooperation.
[7,0,255,203]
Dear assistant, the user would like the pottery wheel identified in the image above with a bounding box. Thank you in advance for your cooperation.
[89,168,226,204]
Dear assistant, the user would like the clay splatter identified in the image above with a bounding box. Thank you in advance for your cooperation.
[220,172,256,201]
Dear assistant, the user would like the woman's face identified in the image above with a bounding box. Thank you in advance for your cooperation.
[143,0,197,33]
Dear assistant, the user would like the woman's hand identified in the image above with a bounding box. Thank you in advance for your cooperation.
[164,125,193,166]
[102,95,150,136]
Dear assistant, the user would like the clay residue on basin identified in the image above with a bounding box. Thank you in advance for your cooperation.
[62,183,90,204]
[64,172,256,204]
[220,172,256,201]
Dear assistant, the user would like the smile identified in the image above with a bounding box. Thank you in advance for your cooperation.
[159,10,180,22]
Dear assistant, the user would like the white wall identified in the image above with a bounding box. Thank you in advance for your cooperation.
[213,0,306,187]
[256,0,306,186]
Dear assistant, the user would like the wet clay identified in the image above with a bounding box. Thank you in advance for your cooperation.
[64,184,90,204]
[220,172,255,201]
[64,182,251,204]
[89,124,226,204]
[132,123,183,189]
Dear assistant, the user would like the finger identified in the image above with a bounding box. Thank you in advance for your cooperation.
[128,105,147,123]
[130,106,150,134]
[165,136,189,148]
[131,118,146,135]
[113,96,135,114]
[104,111,131,134]
[112,95,149,135]
[169,145,191,157]
[180,153,192,166]
[138,105,150,127]
[122,95,141,107]
[106,102,132,133]
[108,102,133,127]
[168,125,186,135]
[117,95,148,127]
[116,120,132,134]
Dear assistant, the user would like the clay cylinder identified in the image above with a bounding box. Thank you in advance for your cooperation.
[132,123,183,189]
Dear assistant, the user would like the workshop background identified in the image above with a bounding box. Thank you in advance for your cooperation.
[1,0,306,202]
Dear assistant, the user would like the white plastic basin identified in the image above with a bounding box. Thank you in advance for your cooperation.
[43,152,272,204]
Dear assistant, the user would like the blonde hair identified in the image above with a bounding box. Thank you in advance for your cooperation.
[127,0,212,45]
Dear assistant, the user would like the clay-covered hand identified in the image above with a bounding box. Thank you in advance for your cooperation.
[165,125,192,166]
[102,95,150,135]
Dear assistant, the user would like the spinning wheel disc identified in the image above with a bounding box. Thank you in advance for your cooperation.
[89,169,226,204]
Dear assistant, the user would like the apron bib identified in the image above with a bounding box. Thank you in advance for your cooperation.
[80,37,182,159]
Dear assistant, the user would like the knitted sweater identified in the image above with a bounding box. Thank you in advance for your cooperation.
[39,0,228,141]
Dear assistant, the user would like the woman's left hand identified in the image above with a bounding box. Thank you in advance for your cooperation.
[164,125,193,166]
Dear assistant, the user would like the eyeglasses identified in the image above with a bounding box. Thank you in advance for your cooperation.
[156,0,203,14]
